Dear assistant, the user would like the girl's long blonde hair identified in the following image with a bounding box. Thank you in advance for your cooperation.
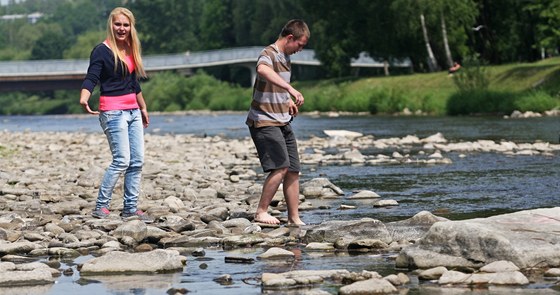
[106,7,146,78]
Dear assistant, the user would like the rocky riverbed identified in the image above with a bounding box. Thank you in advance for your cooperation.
[0,130,559,294]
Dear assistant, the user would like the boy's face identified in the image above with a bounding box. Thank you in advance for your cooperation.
[285,35,308,55]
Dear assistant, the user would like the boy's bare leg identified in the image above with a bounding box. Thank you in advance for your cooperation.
[283,171,305,225]
[254,168,287,224]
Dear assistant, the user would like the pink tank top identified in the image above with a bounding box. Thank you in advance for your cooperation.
[99,42,139,111]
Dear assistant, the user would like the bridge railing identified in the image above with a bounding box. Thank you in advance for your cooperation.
[0,46,411,78]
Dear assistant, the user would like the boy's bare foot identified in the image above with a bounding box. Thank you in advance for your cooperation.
[254,212,280,224]
[287,217,305,226]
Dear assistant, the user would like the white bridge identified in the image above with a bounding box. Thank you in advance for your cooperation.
[0,47,411,91]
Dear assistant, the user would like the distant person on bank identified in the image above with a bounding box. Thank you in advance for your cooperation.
[79,7,152,223]
[246,19,310,226]
[448,61,461,75]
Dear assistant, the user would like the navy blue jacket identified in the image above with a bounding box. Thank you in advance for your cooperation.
[81,43,141,96]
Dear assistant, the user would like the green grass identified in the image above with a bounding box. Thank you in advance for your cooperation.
[296,57,560,115]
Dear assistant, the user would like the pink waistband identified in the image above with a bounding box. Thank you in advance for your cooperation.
[99,93,139,111]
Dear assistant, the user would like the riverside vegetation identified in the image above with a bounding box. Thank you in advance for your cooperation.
[1,57,560,116]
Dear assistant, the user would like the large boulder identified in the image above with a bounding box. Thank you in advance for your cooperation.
[396,207,560,270]
[80,249,185,275]
[303,218,392,244]
[385,211,448,242]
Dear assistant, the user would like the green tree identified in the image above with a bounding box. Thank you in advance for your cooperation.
[64,30,106,59]
[250,0,307,45]
[131,0,203,53]
[523,0,560,58]
[301,0,366,77]
[391,0,477,72]
[231,0,256,46]
[474,0,540,63]
[47,0,105,36]
[30,28,70,60]
[199,0,234,49]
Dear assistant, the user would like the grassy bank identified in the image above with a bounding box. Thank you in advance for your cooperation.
[298,57,560,115]
[1,58,560,115]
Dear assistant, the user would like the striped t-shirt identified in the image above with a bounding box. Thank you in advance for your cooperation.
[246,44,292,128]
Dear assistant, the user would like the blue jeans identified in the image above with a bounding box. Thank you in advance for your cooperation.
[97,109,144,214]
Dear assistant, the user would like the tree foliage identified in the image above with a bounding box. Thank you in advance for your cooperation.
[0,0,559,74]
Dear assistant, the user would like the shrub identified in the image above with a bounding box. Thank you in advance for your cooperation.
[447,90,516,115]
[452,57,489,92]
[513,90,559,112]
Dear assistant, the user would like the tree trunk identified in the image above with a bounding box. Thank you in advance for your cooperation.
[420,13,439,72]
[441,12,453,69]
[383,60,389,76]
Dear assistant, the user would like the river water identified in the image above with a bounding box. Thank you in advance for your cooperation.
[1,113,559,294]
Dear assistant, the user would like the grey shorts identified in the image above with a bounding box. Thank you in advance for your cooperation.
[249,124,300,173]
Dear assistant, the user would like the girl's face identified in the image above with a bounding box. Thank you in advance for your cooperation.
[112,14,131,44]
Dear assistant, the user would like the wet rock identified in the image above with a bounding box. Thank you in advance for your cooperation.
[545,268,560,277]
[342,150,365,163]
[221,218,252,229]
[199,188,218,199]
[257,247,295,260]
[101,240,122,250]
[191,248,205,257]
[145,226,173,242]
[213,274,233,285]
[135,243,153,252]
[222,235,264,249]
[58,232,80,244]
[262,269,350,290]
[373,199,399,207]
[300,178,344,198]
[44,223,65,236]
[242,224,261,234]
[438,270,529,286]
[47,247,81,258]
[0,241,38,256]
[113,220,147,243]
[166,287,189,294]
[347,190,380,199]
[0,268,54,287]
[0,254,37,263]
[384,272,409,286]
[347,239,389,252]
[305,242,335,251]
[386,211,448,242]
[418,266,448,280]
[157,216,195,233]
[224,256,255,264]
[480,260,520,273]
[163,196,186,213]
[397,207,560,270]
[263,227,291,238]
[304,218,391,244]
[62,268,74,276]
[80,249,185,275]
[23,232,47,242]
[339,278,397,294]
